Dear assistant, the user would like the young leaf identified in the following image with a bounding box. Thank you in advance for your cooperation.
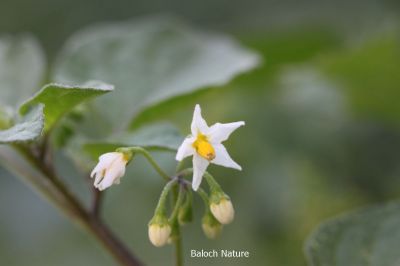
[305,202,400,266]
[0,35,45,107]
[0,105,44,143]
[19,82,114,131]
[83,123,184,159]
[53,16,260,130]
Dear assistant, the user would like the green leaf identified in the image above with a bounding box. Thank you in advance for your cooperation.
[53,17,260,130]
[305,202,400,266]
[19,82,114,131]
[83,123,184,159]
[0,105,44,144]
[0,35,45,107]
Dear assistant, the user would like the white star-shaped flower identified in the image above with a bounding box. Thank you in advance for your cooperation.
[90,152,129,191]
[176,104,244,190]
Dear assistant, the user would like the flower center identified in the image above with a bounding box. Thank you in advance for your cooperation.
[192,133,215,161]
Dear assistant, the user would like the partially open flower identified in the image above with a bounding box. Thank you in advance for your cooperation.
[210,197,235,225]
[148,216,171,247]
[176,104,244,190]
[90,152,131,191]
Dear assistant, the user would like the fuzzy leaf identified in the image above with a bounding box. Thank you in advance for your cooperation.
[20,82,114,131]
[0,105,44,143]
[53,17,260,130]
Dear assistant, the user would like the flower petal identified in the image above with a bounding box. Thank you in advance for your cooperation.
[91,152,122,178]
[99,152,121,164]
[208,121,245,144]
[192,154,209,191]
[97,160,126,191]
[191,104,209,136]
[94,171,105,186]
[90,162,104,178]
[212,144,242,170]
[175,136,195,161]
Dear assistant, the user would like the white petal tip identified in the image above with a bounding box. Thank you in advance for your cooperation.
[194,104,202,116]
[192,184,199,191]
[232,162,242,171]
[192,175,203,191]
[231,163,242,171]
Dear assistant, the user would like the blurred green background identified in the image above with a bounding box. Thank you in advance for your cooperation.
[1,0,400,265]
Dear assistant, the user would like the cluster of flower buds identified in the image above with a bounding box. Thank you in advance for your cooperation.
[147,174,236,247]
[90,104,243,248]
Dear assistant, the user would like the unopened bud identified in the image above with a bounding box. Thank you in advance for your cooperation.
[148,215,171,247]
[210,196,234,225]
[202,212,222,239]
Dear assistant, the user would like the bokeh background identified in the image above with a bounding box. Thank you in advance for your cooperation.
[1,0,400,265]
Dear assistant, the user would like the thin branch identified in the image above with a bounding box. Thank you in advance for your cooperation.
[92,187,104,218]
[0,146,79,217]
[11,144,143,266]
[85,170,104,218]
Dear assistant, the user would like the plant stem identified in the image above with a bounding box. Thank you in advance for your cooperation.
[92,187,103,217]
[83,216,143,266]
[178,168,221,193]
[174,227,183,266]
[196,188,209,205]
[169,184,185,221]
[171,184,184,266]
[13,145,143,266]
[119,147,170,180]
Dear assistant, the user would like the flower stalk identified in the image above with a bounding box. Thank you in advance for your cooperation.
[170,184,185,266]
[117,146,170,180]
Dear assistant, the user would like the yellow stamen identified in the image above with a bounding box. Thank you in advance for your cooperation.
[192,133,215,161]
